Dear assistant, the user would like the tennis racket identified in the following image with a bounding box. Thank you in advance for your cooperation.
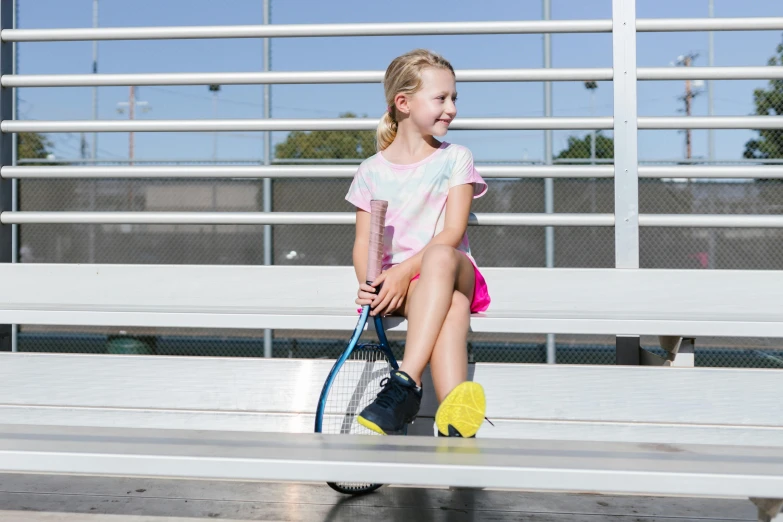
[314,199,398,495]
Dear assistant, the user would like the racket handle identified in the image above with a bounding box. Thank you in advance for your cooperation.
[365,199,388,286]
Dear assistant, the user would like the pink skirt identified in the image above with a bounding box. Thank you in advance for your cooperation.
[358,253,491,315]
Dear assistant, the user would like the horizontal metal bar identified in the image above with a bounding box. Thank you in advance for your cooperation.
[5,116,778,133]
[0,117,614,133]
[0,212,615,227]
[639,215,783,228]
[3,18,782,43]
[5,65,779,88]
[560,158,783,165]
[1,165,359,179]
[0,165,615,179]
[0,20,612,42]
[2,68,614,88]
[11,156,782,166]
[638,116,783,130]
[639,158,783,164]
[5,165,780,180]
[17,158,273,165]
[4,423,782,499]
[636,17,783,32]
[5,212,780,228]
[638,66,783,81]
[5,211,783,229]
[639,166,783,179]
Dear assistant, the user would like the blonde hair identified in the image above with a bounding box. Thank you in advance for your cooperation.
[376,49,455,152]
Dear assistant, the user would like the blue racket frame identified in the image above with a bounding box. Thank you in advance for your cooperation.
[314,304,397,433]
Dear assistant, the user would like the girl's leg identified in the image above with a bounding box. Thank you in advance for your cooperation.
[398,245,475,386]
[355,246,475,436]
[428,291,471,403]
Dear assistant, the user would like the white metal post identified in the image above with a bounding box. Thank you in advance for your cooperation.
[9,0,16,352]
[611,0,639,267]
[89,0,98,264]
[543,0,555,364]
[612,0,641,364]
[262,0,273,358]
[1,0,13,352]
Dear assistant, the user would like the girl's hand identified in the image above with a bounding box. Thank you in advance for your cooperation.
[369,264,413,316]
[355,283,378,308]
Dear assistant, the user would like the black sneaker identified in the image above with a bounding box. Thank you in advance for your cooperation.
[357,370,422,435]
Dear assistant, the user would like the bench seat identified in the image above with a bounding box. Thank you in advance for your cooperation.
[1,423,782,499]
[2,353,781,446]
[1,264,782,337]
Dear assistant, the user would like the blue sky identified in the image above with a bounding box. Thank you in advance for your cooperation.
[15,0,783,164]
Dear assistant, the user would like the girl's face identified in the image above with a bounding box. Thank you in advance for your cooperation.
[401,67,457,137]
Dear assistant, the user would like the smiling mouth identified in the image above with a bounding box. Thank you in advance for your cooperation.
[436,119,452,124]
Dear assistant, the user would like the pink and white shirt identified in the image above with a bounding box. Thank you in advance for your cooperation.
[345,142,488,270]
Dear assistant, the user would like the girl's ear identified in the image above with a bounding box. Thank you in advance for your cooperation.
[394,93,410,116]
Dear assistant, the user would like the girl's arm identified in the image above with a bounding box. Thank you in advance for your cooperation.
[352,208,371,283]
[397,183,474,278]
[367,184,474,315]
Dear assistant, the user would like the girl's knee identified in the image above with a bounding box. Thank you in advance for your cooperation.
[422,245,459,271]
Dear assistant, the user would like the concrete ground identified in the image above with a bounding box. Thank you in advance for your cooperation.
[0,474,761,522]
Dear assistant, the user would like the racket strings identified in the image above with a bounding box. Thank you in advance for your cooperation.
[323,345,392,491]
[323,345,391,437]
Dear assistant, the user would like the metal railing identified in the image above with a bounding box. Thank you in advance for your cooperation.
[2,0,783,359]
[5,164,783,179]
[4,66,781,88]
[3,116,783,134]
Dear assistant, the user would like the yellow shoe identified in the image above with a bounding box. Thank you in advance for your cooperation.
[435,381,486,438]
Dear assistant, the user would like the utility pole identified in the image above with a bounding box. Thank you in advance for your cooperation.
[88,0,98,263]
[707,0,715,163]
[117,87,149,210]
[674,53,702,160]
[92,0,98,161]
[209,84,220,234]
[209,84,220,161]
[585,80,598,216]
[128,86,135,166]
[584,81,598,164]
[117,86,150,166]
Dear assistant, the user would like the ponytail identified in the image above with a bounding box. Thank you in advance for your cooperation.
[376,110,397,152]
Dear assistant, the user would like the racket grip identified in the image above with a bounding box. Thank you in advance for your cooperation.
[365,199,388,286]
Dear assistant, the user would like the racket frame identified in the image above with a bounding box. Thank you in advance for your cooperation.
[314,307,396,433]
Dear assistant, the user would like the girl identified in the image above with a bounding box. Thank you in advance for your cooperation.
[345,49,491,438]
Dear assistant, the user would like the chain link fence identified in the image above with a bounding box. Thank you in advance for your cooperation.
[15,157,783,368]
[12,25,783,369]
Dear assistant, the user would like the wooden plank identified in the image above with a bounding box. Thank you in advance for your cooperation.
[0,424,781,498]
[2,354,782,433]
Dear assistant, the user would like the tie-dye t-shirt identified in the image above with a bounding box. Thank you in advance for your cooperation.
[345,142,487,270]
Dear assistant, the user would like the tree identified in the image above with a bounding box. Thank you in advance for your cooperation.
[555,132,614,163]
[17,131,55,164]
[275,112,375,160]
[743,38,783,160]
